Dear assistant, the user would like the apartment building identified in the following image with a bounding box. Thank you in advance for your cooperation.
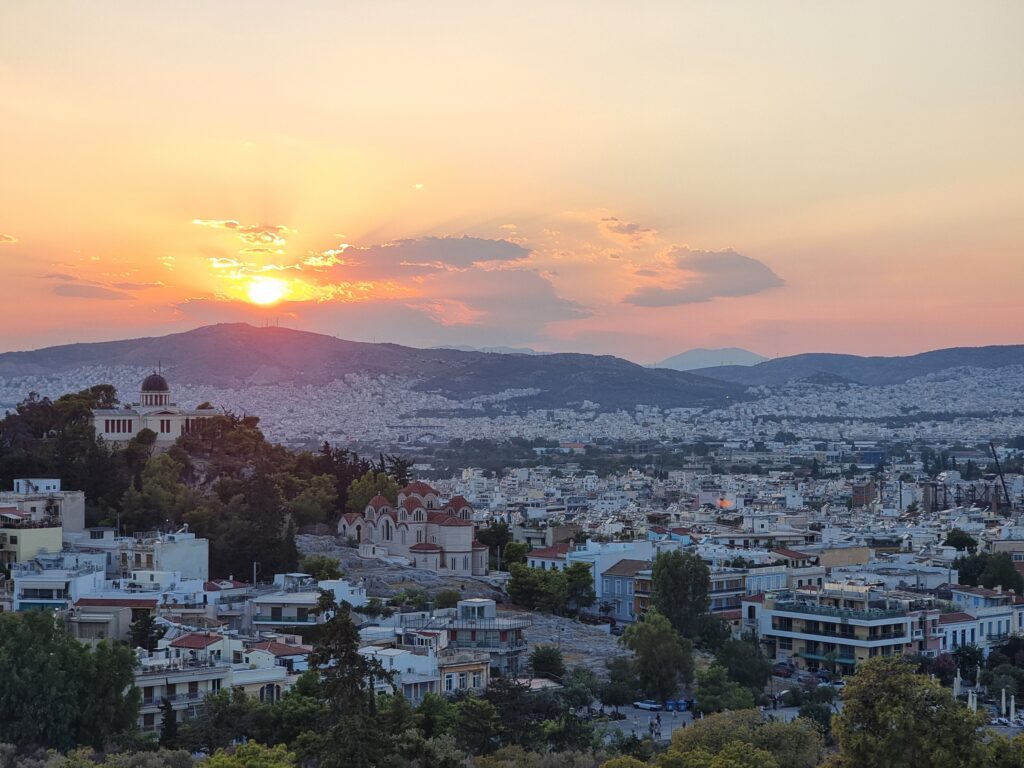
[395,598,531,676]
[249,573,368,631]
[744,584,942,675]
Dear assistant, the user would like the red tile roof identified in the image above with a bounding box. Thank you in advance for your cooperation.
[75,597,158,609]
[772,548,814,560]
[529,543,571,560]
[248,641,311,657]
[402,481,437,497]
[367,495,392,510]
[170,632,222,649]
[410,542,441,551]
[204,579,248,591]
[938,611,975,624]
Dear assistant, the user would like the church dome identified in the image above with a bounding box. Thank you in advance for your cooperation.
[141,373,169,392]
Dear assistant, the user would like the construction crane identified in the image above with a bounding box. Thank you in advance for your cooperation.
[990,441,1013,514]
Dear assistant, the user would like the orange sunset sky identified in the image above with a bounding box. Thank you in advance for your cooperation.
[1,2,1022,362]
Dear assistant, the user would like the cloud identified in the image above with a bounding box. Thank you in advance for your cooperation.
[112,281,164,290]
[0,233,17,244]
[597,217,657,248]
[624,247,784,306]
[43,272,80,281]
[193,219,291,246]
[310,236,529,279]
[53,283,133,300]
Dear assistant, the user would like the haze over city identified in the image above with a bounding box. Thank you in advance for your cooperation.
[3,2,1023,360]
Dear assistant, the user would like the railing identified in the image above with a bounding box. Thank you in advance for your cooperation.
[452,639,527,651]
[775,601,906,621]
[135,659,229,677]
[253,614,317,623]
[401,616,532,630]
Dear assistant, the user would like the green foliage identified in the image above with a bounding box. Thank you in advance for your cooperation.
[128,612,165,652]
[602,656,642,710]
[502,541,529,568]
[0,612,139,751]
[693,665,755,715]
[620,611,693,702]
[831,657,988,768]
[434,589,462,609]
[507,564,584,616]
[953,551,1024,594]
[943,528,977,552]
[530,645,566,681]
[205,742,297,767]
[953,644,985,683]
[346,470,399,513]
[667,709,823,768]
[285,474,338,526]
[452,696,501,755]
[121,452,196,530]
[298,554,342,581]
[715,637,772,694]
[651,551,711,641]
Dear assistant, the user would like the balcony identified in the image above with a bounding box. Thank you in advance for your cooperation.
[774,601,906,621]
[253,614,317,624]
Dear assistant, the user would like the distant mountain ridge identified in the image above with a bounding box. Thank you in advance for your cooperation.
[656,347,767,371]
[0,324,745,411]
[692,345,1024,386]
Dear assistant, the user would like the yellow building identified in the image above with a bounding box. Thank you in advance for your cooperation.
[0,512,63,566]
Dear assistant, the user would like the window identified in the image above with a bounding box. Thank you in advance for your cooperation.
[445,674,455,692]
[9,535,16,545]
[472,672,482,688]
[90,530,104,540]
[458,672,468,689]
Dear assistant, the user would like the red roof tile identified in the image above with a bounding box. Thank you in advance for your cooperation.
[938,611,975,624]
[170,632,222,649]
[75,597,158,609]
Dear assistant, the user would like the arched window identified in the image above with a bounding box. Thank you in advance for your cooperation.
[414,510,425,522]
[400,530,406,545]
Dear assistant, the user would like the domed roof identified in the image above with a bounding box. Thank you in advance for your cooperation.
[141,373,169,392]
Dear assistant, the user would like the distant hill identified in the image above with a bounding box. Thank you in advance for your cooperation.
[691,345,1024,387]
[656,347,766,371]
[0,324,746,411]
[434,344,546,355]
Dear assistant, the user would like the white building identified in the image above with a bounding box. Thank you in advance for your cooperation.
[92,373,212,448]
[0,478,85,533]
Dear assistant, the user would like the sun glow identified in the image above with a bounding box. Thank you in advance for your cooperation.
[246,276,289,305]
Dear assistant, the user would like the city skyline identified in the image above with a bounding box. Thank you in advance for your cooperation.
[2,2,1023,360]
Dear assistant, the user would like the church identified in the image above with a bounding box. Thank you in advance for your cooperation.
[338,481,489,576]
[92,372,211,448]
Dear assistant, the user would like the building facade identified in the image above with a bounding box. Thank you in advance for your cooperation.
[338,482,488,576]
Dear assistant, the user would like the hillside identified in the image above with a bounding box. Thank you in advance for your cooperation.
[692,345,1024,387]
[656,347,766,371]
[0,324,745,410]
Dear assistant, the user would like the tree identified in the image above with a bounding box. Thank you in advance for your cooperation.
[286,474,338,525]
[346,470,399,513]
[831,657,988,768]
[159,697,178,747]
[955,551,1024,594]
[206,742,297,767]
[120,452,195,531]
[530,645,566,681]
[667,710,823,768]
[715,637,771,694]
[502,540,529,568]
[0,612,139,751]
[129,611,165,652]
[651,550,710,640]
[564,562,596,614]
[953,644,985,684]
[434,589,462,609]
[299,554,343,581]
[451,696,501,755]
[620,611,693,702]
[307,592,393,767]
[415,692,454,739]
[602,656,642,711]
[943,528,977,553]
[693,665,755,715]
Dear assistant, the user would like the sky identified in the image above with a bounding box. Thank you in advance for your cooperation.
[1,1,1023,363]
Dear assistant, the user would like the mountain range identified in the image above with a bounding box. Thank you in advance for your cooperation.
[692,345,1024,386]
[655,347,767,371]
[2,325,1022,412]
[0,324,744,411]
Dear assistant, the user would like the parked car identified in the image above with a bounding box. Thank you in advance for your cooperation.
[772,663,794,678]
[633,699,662,711]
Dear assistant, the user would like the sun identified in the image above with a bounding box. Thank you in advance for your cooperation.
[246,276,289,306]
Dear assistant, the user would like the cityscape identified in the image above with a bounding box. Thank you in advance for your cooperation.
[2,2,1024,768]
